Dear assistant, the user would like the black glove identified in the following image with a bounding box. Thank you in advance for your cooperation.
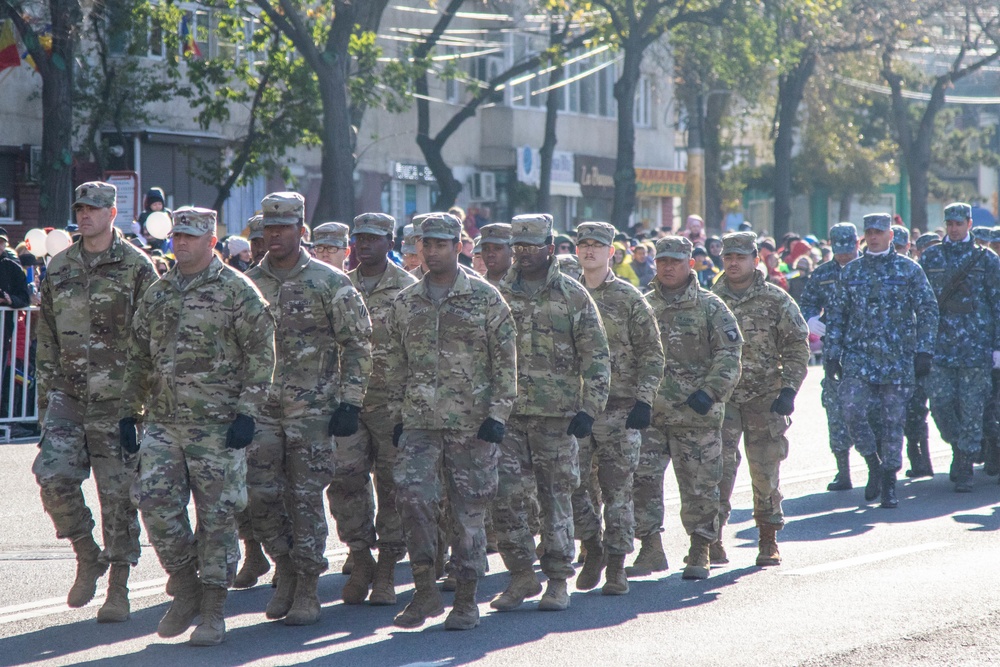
[566,411,595,438]
[685,390,714,416]
[119,417,139,455]
[770,387,796,416]
[824,358,842,382]
[625,401,652,430]
[328,403,362,437]
[225,414,255,450]
[477,417,505,444]
[914,352,933,378]
[392,423,404,447]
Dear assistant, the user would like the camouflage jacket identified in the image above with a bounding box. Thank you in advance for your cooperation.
[585,271,663,405]
[387,269,517,431]
[37,231,158,420]
[713,271,810,404]
[645,275,743,428]
[348,261,417,410]
[826,247,938,384]
[247,249,372,419]
[919,240,1000,368]
[500,258,610,419]
[121,256,276,424]
[798,258,848,322]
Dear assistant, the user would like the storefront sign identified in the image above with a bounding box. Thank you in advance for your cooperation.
[105,171,139,231]
[635,168,687,197]
[576,155,616,198]
[393,162,436,183]
[518,147,575,188]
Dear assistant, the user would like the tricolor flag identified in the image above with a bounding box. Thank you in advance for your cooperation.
[181,15,201,58]
[0,20,21,72]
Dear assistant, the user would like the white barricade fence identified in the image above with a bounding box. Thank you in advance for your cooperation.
[0,306,39,442]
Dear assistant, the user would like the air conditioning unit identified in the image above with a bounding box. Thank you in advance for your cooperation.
[468,172,496,202]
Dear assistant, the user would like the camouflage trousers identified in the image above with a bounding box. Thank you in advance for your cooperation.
[983,374,1000,450]
[133,422,247,587]
[840,378,912,473]
[632,427,670,540]
[247,415,334,575]
[904,376,930,443]
[927,365,991,455]
[720,396,789,529]
[33,413,141,565]
[821,376,853,452]
[236,507,254,541]
[394,429,498,581]
[327,405,404,557]
[492,416,580,580]
[571,403,640,555]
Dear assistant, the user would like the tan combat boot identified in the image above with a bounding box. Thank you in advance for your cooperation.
[682,535,711,580]
[265,554,297,619]
[756,523,781,566]
[341,551,354,575]
[490,568,542,611]
[233,539,270,589]
[67,535,109,608]
[189,585,227,646]
[369,552,399,605]
[157,564,203,638]
[444,578,480,630]
[625,534,668,577]
[284,573,321,625]
[710,528,730,565]
[538,578,570,611]
[601,554,629,596]
[341,548,376,604]
[575,535,606,591]
[393,564,445,628]
[96,564,131,623]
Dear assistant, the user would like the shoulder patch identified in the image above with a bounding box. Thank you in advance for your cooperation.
[724,327,740,342]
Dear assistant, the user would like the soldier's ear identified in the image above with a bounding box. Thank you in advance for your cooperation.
[688,258,695,268]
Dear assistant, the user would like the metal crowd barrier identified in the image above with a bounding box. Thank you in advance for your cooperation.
[0,306,39,442]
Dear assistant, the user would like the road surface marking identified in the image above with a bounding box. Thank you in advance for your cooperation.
[780,541,950,576]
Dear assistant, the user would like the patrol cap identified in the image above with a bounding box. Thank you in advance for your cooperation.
[654,235,693,260]
[472,236,483,254]
[944,202,972,222]
[972,226,991,241]
[73,181,117,209]
[891,225,910,247]
[829,222,858,254]
[261,192,305,225]
[353,212,395,237]
[479,222,512,246]
[510,214,553,245]
[171,206,216,236]
[247,214,264,240]
[990,227,1000,244]
[575,221,616,246]
[313,222,350,248]
[863,213,892,231]
[419,212,462,241]
[721,231,758,255]
[915,232,941,251]
[401,223,418,254]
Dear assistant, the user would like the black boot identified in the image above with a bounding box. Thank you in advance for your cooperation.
[880,469,898,509]
[984,439,999,477]
[954,451,974,493]
[904,438,921,478]
[827,450,852,491]
[916,437,934,478]
[863,454,882,501]
[949,445,958,482]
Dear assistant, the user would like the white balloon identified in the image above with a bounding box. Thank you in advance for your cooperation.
[145,211,173,240]
[46,229,73,256]
[25,228,47,254]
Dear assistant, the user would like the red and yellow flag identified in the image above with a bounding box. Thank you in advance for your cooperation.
[181,15,201,58]
[0,20,21,72]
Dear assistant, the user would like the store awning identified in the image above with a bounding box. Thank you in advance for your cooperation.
[550,181,583,198]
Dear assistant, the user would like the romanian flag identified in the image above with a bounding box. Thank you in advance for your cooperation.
[181,15,201,58]
[0,20,20,72]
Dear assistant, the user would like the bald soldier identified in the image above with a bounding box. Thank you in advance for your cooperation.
[121,206,275,646]
[34,181,158,621]
[245,193,372,626]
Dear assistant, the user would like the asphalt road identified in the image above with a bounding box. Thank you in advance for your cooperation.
[1,367,999,666]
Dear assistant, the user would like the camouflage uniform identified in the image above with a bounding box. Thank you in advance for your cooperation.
[571,223,663,560]
[919,203,1000,488]
[35,206,158,574]
[246,246,372,576]
[713,236,809,534]
[638,238,742,549]
[122,214,276,588]
[825,214,938,491]
[494,216,611,584]
[328,221,417,562]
